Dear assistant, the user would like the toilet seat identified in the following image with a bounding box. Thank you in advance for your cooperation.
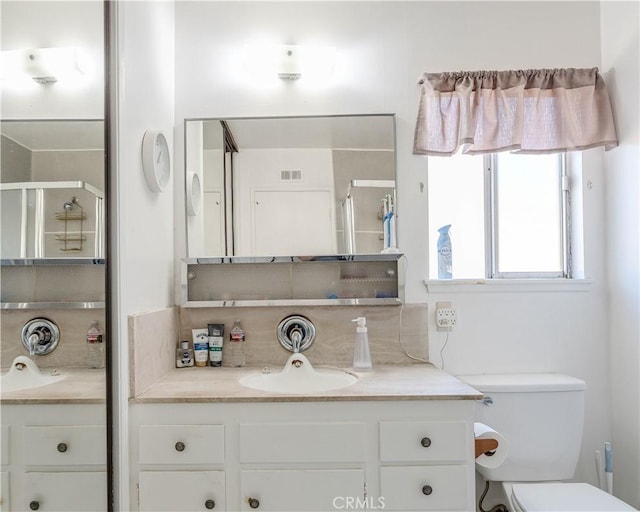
[510,482,638,512]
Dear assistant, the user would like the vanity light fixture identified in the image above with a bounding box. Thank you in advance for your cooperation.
[243,44,336,82]
[0,46,84,84]
[277,45,303,80]
[278,44,337,81]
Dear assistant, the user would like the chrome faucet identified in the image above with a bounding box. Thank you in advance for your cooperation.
[290,328,303,353]
[27,333,40,356]
[21,318,60,356]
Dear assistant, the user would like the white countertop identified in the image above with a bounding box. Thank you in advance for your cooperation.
[133,363,482,403]
[0,368,105,404]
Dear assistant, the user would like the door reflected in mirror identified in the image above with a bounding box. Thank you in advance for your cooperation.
[185,114,397,257]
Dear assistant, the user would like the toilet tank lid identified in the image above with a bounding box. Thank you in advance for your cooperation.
[457,373,586,393]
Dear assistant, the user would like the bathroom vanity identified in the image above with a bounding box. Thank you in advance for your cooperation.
[130,365,481,512]
[0,370,106,511]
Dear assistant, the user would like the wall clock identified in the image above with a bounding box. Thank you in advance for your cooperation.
[186,171,202,216]
[141,129,171,192]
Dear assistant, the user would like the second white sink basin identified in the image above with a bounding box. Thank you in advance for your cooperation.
[1,356,65,393]
[239,353,358,394]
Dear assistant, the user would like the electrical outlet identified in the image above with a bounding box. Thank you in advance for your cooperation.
[436,301,457,331]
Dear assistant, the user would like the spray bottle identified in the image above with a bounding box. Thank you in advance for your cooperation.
[437,224,452,279]
[352,317,372,371]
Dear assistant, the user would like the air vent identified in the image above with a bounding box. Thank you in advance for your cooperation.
[280,169,302,181]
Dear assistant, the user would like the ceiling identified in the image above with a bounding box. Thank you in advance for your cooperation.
[1,120,104,151]
[201,114,396,151]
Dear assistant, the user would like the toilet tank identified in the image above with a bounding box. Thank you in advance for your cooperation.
[459,373,586,482]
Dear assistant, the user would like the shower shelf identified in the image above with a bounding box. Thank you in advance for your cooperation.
[0,180,104,259]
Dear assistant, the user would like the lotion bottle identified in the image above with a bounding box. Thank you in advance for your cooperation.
[352,317,372,371]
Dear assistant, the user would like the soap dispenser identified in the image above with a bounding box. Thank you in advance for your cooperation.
[352,317,372,371]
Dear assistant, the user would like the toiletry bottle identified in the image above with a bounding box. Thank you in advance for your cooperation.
[208,323,224,367]
[352,317,372,371]
[192,328,209,367]
[229,320,246,367]
[176,340,194,368]
[86,320,104,369]
[437,224,452,279]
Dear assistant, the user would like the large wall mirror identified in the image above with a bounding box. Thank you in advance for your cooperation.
[1,1,109,510]
[185,114,397,257]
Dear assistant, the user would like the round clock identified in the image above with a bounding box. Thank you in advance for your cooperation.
[141,130,171,192]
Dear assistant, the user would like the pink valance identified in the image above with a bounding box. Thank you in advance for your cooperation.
[413,67,618,156]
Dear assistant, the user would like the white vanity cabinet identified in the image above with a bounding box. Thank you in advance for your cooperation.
[0,404,107,512]
[131,400,476,512]
[379,421,470,511]
[137,425,226,511]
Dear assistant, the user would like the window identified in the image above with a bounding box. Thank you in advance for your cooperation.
[428,153,570,280]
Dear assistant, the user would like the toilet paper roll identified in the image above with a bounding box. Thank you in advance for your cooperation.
[474,422,509,469]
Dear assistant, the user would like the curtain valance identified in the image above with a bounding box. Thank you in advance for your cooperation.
[413,67,618,156]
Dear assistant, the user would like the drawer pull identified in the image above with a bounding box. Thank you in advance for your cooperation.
[57,442,68,453]
[422,484,433,496]
[420,437,432,448]
[248,497,260,509]
[29,500,40,510]
[204,499,215,509]
[175,441,186,452]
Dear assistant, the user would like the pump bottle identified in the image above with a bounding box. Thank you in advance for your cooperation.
[352,317,372,371]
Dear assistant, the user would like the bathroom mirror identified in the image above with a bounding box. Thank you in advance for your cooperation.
[1,0,109,509]
[1,119,105,259]
[185,114,397,257]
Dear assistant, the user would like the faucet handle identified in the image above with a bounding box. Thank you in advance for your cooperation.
[21,318,60,356]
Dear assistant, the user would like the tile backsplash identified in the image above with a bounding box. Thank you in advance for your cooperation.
[129,304,428,396]
[1,309,106,368]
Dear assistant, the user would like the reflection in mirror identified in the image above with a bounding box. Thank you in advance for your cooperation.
[186,114,397,257]
[0,120,105,259]
[1,0,108,509]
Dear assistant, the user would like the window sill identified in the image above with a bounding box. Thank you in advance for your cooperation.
[424,278,592,293]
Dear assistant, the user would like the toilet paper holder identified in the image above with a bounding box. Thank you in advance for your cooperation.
[475,438,499,459]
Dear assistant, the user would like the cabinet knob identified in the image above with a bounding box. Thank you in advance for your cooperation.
[248,497,260,509]
[29,500,40,511]
[420,437,432,448]
[204,499,215,509]
[175,441,186,452]
[422,484,433,496]
[57,442,68,453]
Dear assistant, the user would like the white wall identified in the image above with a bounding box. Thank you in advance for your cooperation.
[113,1,176,509]
[174,2,612,496]
[0,0,104,119]
[601,1,640,507]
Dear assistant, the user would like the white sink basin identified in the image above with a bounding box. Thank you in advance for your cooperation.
[1,356,65,393]
[239,353,358,394]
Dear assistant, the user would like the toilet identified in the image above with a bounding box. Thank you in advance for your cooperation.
[458,373,638,512]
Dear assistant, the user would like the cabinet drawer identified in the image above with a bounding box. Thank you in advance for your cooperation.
[22,426,106,466]
[240,469,364,511]
[239,422,366,463]
[139,425,224,465]
[380,465,468,511]
[24,471,107,511]
[139,471,225,511]
[379,421,467,462]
